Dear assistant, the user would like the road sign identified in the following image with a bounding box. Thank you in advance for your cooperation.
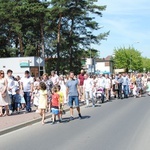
[36,57,43,64]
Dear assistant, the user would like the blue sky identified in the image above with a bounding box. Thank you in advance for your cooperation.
[93,0,150,58]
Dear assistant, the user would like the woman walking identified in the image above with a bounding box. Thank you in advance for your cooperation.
[0,70,11,116]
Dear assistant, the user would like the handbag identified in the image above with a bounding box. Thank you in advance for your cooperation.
[115,84,118,90]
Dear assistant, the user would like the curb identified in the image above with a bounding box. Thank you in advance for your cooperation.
[0,103,85,136]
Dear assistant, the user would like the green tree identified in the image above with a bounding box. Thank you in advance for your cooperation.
[142,57,150,72]
[113,47,143,72]
[46,0,109,74]
[0,0,109,75]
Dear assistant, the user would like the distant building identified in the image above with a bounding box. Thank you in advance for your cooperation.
[82,55,114,74]
[95,56,114,74]
[0,57,45,77]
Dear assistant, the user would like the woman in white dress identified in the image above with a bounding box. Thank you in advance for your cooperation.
[0,70,11,116]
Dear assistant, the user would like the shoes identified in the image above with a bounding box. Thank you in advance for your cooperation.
[70,116,74,121]
[51,121,55,125]
[78,113,82,119]
[58,120,62,123]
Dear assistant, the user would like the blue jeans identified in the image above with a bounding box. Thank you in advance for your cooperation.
[15,102,21,109]
[8,94,15,111]
[123,85,129,98]
[24,92,31,112]
[68,96,79,108]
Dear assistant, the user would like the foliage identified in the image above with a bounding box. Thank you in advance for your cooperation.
[113,47,143,72]
[0,0,109,74]
[142,57,150,72]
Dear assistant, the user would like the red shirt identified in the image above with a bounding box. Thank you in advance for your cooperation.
[51,93,59,107]
[78,74,85,86]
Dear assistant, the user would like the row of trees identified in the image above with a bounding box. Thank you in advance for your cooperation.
[0,0,109,74]
[113,47,150,73]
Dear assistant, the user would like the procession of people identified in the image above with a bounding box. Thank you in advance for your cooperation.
[0,69,150,125]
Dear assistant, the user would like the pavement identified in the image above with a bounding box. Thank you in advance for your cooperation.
[1,95,150,150]
[0,105,70,136]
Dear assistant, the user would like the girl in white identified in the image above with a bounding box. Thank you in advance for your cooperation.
[38,82,47,125]
[33,84,40,113]
[146,79,150,95]
[20,89,26,109]
[132,82,137,98]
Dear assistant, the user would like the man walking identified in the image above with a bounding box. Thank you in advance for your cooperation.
[66,72,82,120]
[83,73,95,107]
[20,71,34,112]
[6,69,15,114]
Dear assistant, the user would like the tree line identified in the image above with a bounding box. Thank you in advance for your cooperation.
[113,47,150,73]
[0,0,109,74]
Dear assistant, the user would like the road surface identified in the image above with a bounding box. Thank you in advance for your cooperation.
[1,96,150,150]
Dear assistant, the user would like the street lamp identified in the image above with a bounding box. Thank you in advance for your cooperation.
[132,41,140,47]
[129,41,140,72]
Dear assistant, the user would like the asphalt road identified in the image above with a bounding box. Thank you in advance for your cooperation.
[1,95,150,150]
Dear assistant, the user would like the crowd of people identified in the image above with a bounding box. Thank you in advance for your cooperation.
[0,69,150,125]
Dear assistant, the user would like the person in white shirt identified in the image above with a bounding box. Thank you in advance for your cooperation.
[6,69,15,114]
[83,74,95,107]
[20,70,34,112]
[51,71,59,85]
[96,74,105,103]
[104,74,111,101]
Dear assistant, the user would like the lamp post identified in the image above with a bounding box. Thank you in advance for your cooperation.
[129,41,140,72]
[90,34,92,74]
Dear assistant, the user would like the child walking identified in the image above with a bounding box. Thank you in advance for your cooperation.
[132,82,137,98]
[57,85,64,121]
[51,86,60,124]
[33,84,40,113]
[20,89,26,110]
[146,79,150,96]
[38,82,47,125]
[14,89,21,114]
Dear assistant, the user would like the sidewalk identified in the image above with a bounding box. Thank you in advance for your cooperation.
[0,105,70,136]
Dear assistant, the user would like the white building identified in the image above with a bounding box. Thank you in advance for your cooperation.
[95,56,114,74]
[83,56,114,74]
[0,57,45,77]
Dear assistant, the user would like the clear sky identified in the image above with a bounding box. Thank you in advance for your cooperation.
[93,0,150,58]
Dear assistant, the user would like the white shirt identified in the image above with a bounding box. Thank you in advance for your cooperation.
[6,76,15,94]
[51,74,59,85]
[21,76,34,92]
[12,81,19,95]
[97,77,105,88]
[104,78,111,89]
[83,78,93,91]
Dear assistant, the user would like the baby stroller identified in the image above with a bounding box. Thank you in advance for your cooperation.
[95,87,105,103]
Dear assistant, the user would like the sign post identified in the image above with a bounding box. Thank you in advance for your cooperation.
[36,57,43,77]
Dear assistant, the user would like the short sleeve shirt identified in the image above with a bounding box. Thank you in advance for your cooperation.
[21,76,34,92]
[51,93,59,107]
[66,79,79,96]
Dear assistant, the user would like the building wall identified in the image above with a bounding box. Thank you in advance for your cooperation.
[0,57,44,77]
[95,62,111,73]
